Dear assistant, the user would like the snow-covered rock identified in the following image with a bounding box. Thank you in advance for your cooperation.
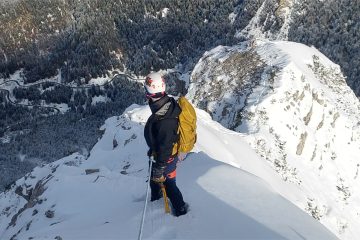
[188,40,360,239]
[0,104,336,239]
[236,0,295,40]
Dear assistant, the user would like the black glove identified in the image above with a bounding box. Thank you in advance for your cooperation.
[147,149,151,157]
[148,149,156,157]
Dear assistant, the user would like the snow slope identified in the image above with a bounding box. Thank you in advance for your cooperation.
[236,0,295,40]
[0,105,336,240]
[188,40,360,239]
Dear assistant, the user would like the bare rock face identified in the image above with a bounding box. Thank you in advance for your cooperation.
[296,132,307,155]
[45,210,54,218]
[188,43,269,131]
[8,179,47,229]
[85,169,100,175]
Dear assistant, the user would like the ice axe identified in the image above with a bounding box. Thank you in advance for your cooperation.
[159,182,171,214]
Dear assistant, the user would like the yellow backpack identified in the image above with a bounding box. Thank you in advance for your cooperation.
[172,96,197,155]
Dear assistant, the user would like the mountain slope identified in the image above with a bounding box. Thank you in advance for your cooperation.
[235,0,360,97]
[188,40,360,239]
[236,0,294,40]
[0,105,336,240]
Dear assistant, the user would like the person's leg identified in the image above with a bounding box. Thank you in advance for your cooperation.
[150,180,162,201]
[164,177,187,216]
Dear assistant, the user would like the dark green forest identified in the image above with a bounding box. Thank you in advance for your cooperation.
[288,0,360,95]
[0,0,241,84]
[0,76,144,191]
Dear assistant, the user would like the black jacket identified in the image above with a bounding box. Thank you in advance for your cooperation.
[144,95,181,178]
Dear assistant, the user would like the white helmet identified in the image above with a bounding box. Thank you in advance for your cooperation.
[144,72,166,98]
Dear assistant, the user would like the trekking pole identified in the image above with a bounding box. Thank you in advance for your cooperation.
[138,156,154,240]
[159,183,171,214]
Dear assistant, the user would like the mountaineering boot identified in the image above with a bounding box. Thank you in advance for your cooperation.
[174,202,189,217]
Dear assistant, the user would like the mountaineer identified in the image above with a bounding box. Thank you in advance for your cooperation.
[144,72,196,217]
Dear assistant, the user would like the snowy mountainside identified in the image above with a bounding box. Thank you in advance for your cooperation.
[0,105,336,239]
[236,0,295,40]
[188,40,360,239]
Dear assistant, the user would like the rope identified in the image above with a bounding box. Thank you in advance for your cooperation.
[138,156,154,240]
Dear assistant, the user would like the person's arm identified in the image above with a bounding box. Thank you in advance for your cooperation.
[144,116,156,157]
[152,118,178,178]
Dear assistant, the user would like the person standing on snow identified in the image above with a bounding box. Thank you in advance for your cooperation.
[144,72,189,217]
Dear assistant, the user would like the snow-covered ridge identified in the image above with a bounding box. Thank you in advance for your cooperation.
[188,40,360,239]
[237,0,295,40]
[0,104,336,239]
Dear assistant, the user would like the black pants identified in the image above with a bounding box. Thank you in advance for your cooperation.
[150,177,185,211]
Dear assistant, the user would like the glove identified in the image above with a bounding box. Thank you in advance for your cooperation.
[151,175,166,183]
[147,149,152,157]
[178,152,188,162]
[147,149,157,158]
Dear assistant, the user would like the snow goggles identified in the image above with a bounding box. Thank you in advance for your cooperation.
[144,88,165,99]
